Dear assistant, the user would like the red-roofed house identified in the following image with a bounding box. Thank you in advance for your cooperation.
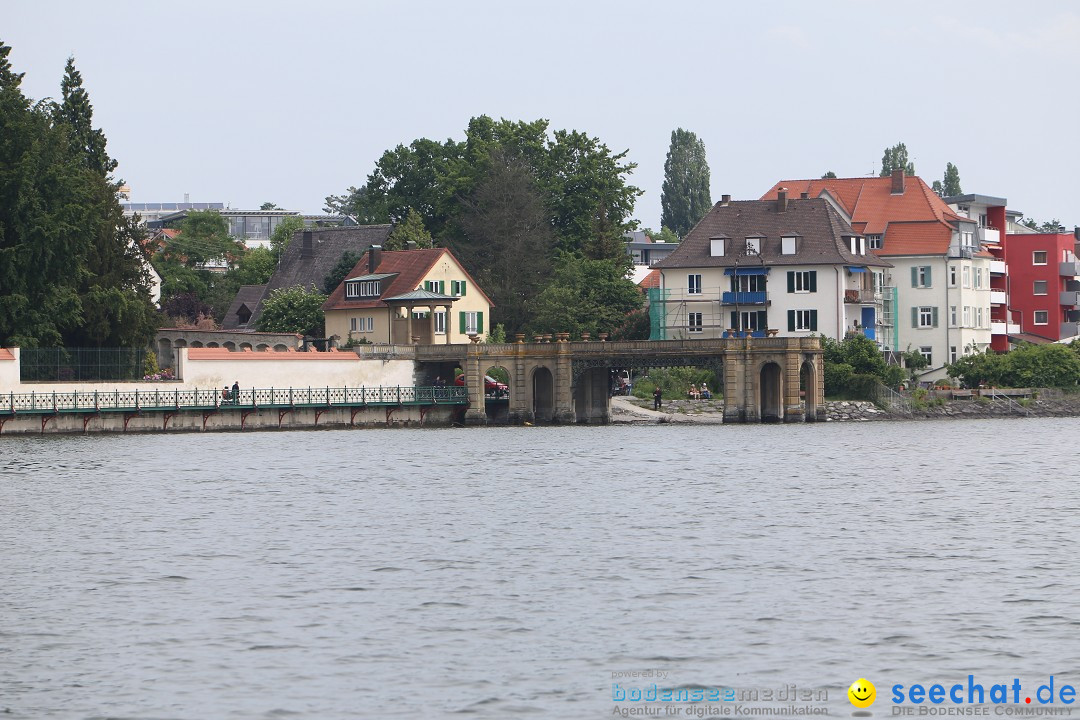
[762,171,992,380]
[323,246,494,345]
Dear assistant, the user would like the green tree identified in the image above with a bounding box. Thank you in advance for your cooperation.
[384,207,433,250]
[931,180,943,195]
[259,201,280,210]
[456,148,556,333]
[269,215,306,263]
[641,226,680,244]
[822,171,837,179]
[879,142,914,176]
[230,246,276,286]
[161,210,242,267]
[57,57,116,177]
[323,251,362,294]
[256,284,327,336]
[942,163,962,196]
[902,347,930,385]
[528,253,642,337]
[660,128,711,238]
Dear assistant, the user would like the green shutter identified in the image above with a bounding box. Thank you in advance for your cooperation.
[476,311,484,334]
[911,267,918,287]
[459,312,466,334]
[925,267,932,287]
[461,280,467,296]
[911,307,918,328]
[439,280,445,294]
[787,272,795,293]
[809,271,817,292]
[810,310,818,331]
[787,310,795,331]
[932,306,939,327]
[757,311,767,330]
[730,312,737,330]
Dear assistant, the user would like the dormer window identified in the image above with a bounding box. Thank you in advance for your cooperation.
[345,280,380,298]
[745,237,761,255]
[709,236,727,257]
[781,236,797,255]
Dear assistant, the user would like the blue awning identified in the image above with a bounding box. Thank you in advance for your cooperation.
[724,267,770,276]
[846,266,867,273]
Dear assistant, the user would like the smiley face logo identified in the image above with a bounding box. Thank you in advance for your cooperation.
[848,678,876,708]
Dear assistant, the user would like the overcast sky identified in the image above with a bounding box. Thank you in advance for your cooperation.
[6,1,1079,229]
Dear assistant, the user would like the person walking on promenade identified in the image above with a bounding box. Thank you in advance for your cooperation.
[653,385,663,410]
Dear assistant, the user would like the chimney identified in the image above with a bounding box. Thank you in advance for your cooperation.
[721,194,731,206]
[300,230,313,259]
[891,169,905,195]
[777,188,788,212]
[1074,226,1079,241]
[406,240,418,250]
[800,192,809,200]
[368,244,382,273]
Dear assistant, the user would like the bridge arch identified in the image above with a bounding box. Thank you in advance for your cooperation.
[532,366,555,422]
[759,361,783,423]
[573,367,610,423]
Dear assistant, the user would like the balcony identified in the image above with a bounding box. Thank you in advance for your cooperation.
[1062,322,1080,339]
[721,291,768,305]
[1061,291,1080,307]
[981,227,1001,245]
[990,321,1022,335]
[949,246,976,259]
[844,288,878,304]
[989,260,1007,274]
[1060,261,1080,277]
[989,290,1007,305]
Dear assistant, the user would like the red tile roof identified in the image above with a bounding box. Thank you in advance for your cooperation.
[322,248,493,311]
[761,176,966,255]
[638,269,661,289]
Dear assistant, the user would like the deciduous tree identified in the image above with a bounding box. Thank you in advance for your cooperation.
[660,128,711,237]
[384,208,433,250]
[256,284,327,336]
[879,142,914,176]
[942,162,962,196]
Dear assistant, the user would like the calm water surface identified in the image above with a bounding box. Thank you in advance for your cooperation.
[2,419,1080,719]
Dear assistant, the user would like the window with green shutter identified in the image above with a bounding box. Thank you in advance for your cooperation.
[476,311,483,334]
[459,311,466,334]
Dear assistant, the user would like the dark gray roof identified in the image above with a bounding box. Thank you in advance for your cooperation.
[652,198,891,269]
[221,285,267,330]
[222,224,393,330]
[382,289,457,303]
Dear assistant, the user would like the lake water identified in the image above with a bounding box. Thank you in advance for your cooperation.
[3,419,1080,719]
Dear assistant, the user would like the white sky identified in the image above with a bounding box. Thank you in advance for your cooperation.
[6,0,1079,229]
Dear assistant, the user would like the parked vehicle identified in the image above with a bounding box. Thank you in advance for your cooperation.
[455,374,509,398]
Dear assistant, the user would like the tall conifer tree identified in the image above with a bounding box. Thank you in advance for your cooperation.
[660,129,711,237]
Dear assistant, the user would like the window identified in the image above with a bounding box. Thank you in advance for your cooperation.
[350,317,373,332]
[745,237,761,254]
[1033,251,1048,265]
[688,274,702,295]
[950,305,958,327]
[450,280,467,296]
[873,271,884,294]
[730,310,767,331]
[913,306,938,328]
[346,280,380,298]
[919,346,933,365]
[1034,280,1048,295]
[781,236,797,255]
[912,266,932,288]
[459,311,484,335]
[868,235,883,250]
[787,309,818,331]
[710,237,725,257]
[733,275,766,293]
[424,280,446,294]
[434,311,446,334]
[949,265,958,287]
[962,266,971,288]
[950,346,958,364]
[976,307,984,327]
[688,312,703,333]
[350,317,358,332]
[974,268,983,289]
[963,306,971,326]
[1034,310,1049,325]
[787,270,816,293]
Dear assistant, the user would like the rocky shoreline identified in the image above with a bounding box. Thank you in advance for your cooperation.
[610,392,1080,424]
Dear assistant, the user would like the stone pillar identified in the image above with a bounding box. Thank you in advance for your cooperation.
[463,345,487,425]
[404,306,414,344]
[509,345,530,424]
[783,340,805,423]
[553,337,575,423]
[742,337,760,423]
[444,304,452,344]
[722,341,745,423]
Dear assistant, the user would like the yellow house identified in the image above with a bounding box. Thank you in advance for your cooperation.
[323,246,494,345]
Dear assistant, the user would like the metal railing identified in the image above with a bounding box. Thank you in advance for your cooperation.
[0,385,468,414]
[984,387,1030,416]
[871,383,913,414]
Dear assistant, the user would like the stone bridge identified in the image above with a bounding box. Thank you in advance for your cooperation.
[357,336,825,425]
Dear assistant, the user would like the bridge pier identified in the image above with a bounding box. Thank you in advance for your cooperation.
[463,346,487,425]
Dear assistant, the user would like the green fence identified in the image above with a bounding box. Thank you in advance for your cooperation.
[19,348,148,382]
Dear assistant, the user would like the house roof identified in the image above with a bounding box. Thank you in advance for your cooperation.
[383,289,458,303]
[652,197,890,270]
[222,285,268,328]
[760,176,966,255]
[323,247,494,312]
[639,269,662,289]
[223,224,393,330]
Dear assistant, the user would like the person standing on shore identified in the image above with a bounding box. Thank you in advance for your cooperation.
[653,385,663,410]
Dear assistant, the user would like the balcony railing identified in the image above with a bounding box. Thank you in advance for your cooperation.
[720,291,768,305]
[1060,291,1080,307]
[1060,261,1080,277]
[949,246,976,259]
[989,290,1008,305]
[844,289,878,303]
[990,260,1007,274]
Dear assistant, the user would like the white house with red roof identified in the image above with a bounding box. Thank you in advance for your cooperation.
[761,171,992,381]
[322,246,493,345]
